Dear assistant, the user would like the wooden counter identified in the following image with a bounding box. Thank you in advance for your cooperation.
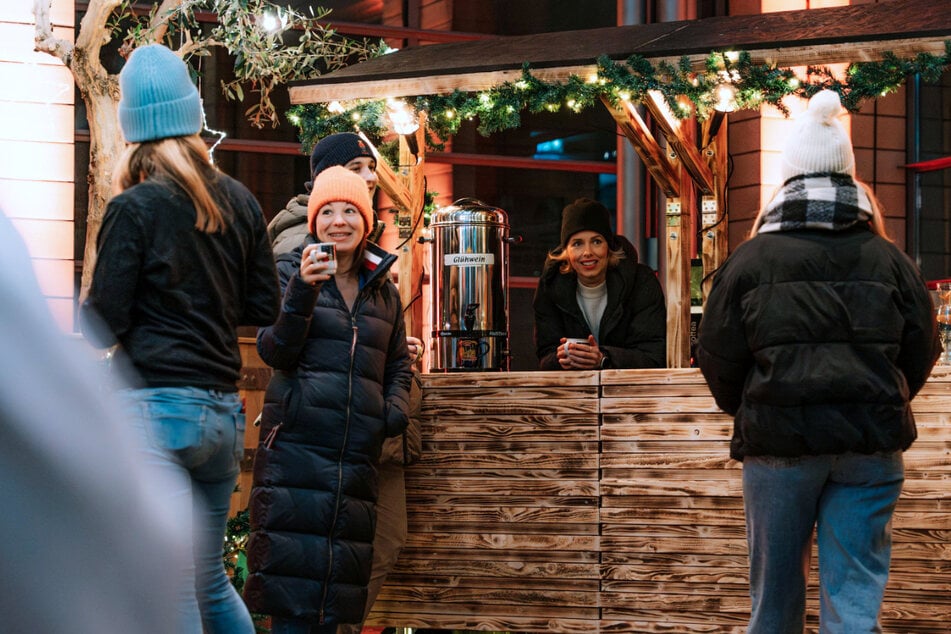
[363,367,951,633]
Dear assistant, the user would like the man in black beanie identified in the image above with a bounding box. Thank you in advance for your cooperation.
[268,132,381,254]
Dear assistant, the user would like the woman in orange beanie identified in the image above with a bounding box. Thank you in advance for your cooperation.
[244,166,413,633]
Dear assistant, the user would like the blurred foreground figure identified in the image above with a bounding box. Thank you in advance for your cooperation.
[0,210,189,633]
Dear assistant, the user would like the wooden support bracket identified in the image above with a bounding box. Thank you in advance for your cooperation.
[644,91,715,195]
[600,95,680,198]
[357,131,414,215]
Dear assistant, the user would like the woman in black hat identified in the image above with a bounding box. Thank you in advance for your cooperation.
[533,197,666,370]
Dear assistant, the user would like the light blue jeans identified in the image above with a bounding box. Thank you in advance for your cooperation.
[742,451,904,634]
[122,386,254,634]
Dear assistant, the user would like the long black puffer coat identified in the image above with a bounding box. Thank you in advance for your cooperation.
[243,238,412,626]
[697,223,939,462]
[533,235,666,369]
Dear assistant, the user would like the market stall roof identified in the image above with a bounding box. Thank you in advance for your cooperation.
[289,0,951,104]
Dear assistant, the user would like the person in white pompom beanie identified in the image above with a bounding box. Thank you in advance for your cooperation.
[697,88,940,632]
[781,89,856,181]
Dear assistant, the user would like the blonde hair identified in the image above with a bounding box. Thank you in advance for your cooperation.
[546,244,626,275]
[113,135,229,233]
[749,177,890,241]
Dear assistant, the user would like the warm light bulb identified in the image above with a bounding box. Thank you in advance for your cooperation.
[714,83,737,112]
[258,10,286,33]
[387,99,419,135]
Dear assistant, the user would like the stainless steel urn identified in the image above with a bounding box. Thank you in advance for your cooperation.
[429,198,511,371]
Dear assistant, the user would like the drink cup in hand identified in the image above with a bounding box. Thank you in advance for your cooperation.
[564,337,587,357]
[312,242,337,274]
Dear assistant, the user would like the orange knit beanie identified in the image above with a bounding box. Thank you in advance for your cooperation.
[306,166,374,236]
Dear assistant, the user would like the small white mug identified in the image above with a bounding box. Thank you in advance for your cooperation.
[312,242,337,274]
[564,337,587,357]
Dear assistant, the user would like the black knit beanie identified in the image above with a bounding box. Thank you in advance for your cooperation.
[560,198,614,247]
[309,132,375,179]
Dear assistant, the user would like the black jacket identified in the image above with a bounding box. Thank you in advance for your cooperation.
[696,224,939,461]
[80,175,279,390]
[533,236,666,369]
[244,238,412,625]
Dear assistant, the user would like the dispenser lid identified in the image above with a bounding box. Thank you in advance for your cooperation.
[430,197,509,226]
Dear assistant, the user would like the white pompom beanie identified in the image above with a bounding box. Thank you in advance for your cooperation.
[781,90,855,181]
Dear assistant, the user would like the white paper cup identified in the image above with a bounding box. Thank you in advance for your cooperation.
[312,242,337,274]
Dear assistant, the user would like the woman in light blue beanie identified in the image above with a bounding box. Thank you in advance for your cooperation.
[80,43,281,634]
[117,43,204,143]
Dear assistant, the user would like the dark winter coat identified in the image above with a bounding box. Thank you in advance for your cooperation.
[267,194,309,256]
[80,175,280,389]
[243,238,412,625]
[533,236,667,369]
[696,183,939,462]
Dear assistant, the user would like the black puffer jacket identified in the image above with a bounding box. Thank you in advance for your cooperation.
[533,236,666,369]
[697,223,939,462]
[244,238,412,625]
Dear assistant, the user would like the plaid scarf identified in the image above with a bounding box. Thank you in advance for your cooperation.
[757,173,872,234]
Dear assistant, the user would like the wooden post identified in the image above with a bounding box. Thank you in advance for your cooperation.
[701,115,729,301]
[359,119,428,342]
[396,113,428,341]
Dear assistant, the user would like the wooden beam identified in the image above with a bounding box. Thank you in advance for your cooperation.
[644,91,715,195]
[396,113,428,341]
[290,1,951,104]
[600,96,680,198]
[700,115,729,303]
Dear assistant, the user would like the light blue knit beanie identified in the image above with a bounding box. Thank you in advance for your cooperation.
[118,44,203,143]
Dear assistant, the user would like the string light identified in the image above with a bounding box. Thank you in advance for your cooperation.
[257,9,287,33]
[714,83,738,113]
[386,98,419,136]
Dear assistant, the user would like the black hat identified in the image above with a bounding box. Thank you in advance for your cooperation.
[309,132,375,179]
[560,198,614,247]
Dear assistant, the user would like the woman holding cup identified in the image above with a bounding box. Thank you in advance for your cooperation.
[533,197,667,370]
[244,166,412,633]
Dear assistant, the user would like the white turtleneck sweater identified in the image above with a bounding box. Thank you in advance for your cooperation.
[576,280,607,341]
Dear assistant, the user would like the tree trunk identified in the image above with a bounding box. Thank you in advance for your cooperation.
[70,46,123,299]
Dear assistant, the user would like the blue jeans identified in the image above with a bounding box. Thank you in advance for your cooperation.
[122,386,254,634]
[742,451,904,634]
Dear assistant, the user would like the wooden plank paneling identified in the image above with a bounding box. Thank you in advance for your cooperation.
[597,367,951,632]
[334,364,951,632]
[368,371,602,632]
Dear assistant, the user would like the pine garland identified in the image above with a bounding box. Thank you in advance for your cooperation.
[288,42,951,150]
